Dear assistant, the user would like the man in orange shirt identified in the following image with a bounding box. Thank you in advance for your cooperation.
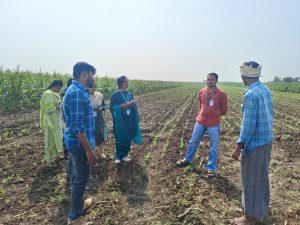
[176,73,228,177]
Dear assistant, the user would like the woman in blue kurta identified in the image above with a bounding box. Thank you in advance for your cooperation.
[110,76,142,163]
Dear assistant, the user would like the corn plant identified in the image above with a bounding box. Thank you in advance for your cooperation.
[0,70,186,115]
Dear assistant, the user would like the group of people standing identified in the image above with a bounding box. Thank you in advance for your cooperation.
[40,62,142,224]
[177,61,273,225]
[39,61,273,225]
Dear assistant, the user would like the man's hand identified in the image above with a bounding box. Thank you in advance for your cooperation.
[232,143,243,161]
[86,150,97,165]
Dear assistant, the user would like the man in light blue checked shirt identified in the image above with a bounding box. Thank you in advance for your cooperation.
[230,61,273,225]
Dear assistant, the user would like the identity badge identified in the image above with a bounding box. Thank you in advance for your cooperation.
[209,99,214,106]
[126,109,131,116]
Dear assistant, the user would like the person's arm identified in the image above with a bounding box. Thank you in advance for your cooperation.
[69,91,96,165]
[232,143,243,160]
[121,93,135,109]
[127,92,136,108]
[43,93,58,114]
[232,94,257,160]
[198,91,202,113]
[76,133,96,165]
[93,94,103,112]
[120,102,131,109]
[220,92,228,115]
[99,96,106,111]
[110,93,117,112]
[110,92,132,109]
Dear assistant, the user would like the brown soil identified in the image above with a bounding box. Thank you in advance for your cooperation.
[0,86,299,225]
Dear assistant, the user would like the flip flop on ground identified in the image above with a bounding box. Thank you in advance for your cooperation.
[176,159,191,168]
[207,170,216,178]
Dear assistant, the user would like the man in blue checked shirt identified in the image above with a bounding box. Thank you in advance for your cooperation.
[230,61,273,225]
[63,62,97,225]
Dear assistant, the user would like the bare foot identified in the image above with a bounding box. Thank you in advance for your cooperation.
[229,215,255,225]
[100,153,106,159]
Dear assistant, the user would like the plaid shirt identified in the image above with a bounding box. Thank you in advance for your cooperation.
[237,80,273,152]
[63,80,95,151]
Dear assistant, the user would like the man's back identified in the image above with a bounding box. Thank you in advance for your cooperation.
[242,81,273,150]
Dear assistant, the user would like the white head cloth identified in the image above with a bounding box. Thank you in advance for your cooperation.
[240,64,262,77]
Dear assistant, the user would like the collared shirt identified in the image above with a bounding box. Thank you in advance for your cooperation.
[196,87,228,127]
[63,80,95,150]
[237,80,273,152]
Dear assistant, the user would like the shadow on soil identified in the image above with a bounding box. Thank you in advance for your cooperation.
[28,160,65,204]
[28,158,110,225]
[54,159,109,225]
[204,174,242,201]
[183,162,242,202]
[116,160,150,207]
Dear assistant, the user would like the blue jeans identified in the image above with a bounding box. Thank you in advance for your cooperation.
[68,147,91,221]
[67,152,72,185]
[184,122,220,171]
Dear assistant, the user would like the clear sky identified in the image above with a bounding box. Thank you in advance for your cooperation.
[1,0,299,82]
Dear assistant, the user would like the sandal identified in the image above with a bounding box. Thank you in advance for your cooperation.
[207,170,216,178]
[176,159,190,168]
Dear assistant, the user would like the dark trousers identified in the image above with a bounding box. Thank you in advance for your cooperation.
[68,147,91,221]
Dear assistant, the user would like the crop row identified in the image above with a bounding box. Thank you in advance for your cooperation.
[222,87,300,140]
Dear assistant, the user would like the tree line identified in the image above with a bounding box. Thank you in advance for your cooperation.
[273,76,300,83]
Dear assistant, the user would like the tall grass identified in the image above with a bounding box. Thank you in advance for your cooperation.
[266,82,300,93]
[0,70,69,114]
[220,82,300,94]
[0,70,185,114]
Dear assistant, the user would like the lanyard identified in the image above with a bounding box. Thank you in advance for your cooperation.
[206,89,217,107]
[119,90,129,103]
[119,90,131,116]
[206,91,215,102]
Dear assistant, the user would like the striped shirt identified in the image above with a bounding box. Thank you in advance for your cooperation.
[63,80,95,151]
[237,80,273,152]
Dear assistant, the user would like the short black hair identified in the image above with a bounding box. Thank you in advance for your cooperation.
[61,78,73,97]
[66,78,73,89]
[73,62,96,79]
[47,80,63,90]
[243,61,260,68]
[207,72,218,80]
[117,76,128,89]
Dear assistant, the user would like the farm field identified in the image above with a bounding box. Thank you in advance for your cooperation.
[0,84,299,225]
[0,71,185,114]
